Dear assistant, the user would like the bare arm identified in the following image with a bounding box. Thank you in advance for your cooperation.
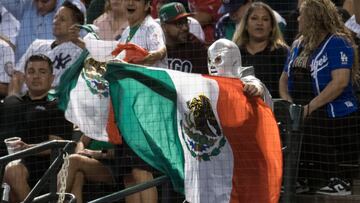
[305,68,350,116]
[279,72,293,102]
[353,0,360,24]
[15,135,66,156]
[73,134,92,152]
[343,0,354,16]
[7,71,24,96]
[137,46,167,66]
[77,135,114,160]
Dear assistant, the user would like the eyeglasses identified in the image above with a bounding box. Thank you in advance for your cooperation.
[168,19,191,29]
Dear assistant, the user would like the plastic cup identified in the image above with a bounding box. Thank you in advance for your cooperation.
[4,137,21,154]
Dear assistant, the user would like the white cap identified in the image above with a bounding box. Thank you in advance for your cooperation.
[66,0,86,20]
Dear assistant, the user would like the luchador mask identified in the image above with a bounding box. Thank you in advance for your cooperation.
[207,39,242,78]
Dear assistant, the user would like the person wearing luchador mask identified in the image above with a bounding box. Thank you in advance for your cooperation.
[208,38,273,108]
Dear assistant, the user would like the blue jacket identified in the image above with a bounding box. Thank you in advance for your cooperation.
[284,34,359,118]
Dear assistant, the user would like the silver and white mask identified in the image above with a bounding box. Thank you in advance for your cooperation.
[208,39,244,78]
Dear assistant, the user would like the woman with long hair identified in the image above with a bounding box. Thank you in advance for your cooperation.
[279,0,360,195]
[233,2,289,98]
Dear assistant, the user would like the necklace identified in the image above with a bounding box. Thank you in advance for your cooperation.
[126,24,140,43]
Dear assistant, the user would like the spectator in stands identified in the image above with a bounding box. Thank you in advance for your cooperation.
[86,0,105,23]
[208,38,273,106]
[0,5,19,45]
[345,0,360,98]
[216,0,287,41]
[343,0,353,16]
[279,0,360,195]
[353,1,360,24]
[261,0,297,13]
[345,1,360,34]
[2,54,73,203]
[159,2,208,74]
[0,38,14,98]
[215,0,252,40]
[335,1,352,23]
[117,1,163,202]
[156,0,205,42]
[0,0,63,61]
[285,0,351,45]
[59,135,118,203]
[15,0,87,87]
[233,2,289,98]
[118,0,167,68]
[93,0,128,40]
[151,0,189,19]
[283,0,301,45]
[187,0,222,44]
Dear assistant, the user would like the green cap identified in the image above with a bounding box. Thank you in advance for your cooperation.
[159,2,191,23]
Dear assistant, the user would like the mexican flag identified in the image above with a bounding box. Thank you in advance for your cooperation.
[53,50,121,144]
[53,39,151,144]
[104,62,282,203]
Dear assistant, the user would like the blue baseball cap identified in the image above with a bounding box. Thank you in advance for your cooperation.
[218,0,245,14]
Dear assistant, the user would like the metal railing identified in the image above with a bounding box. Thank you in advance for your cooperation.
[0,99,305,203]
[273,99,304,203]
[0,140,77,203]
[89,175,170,203]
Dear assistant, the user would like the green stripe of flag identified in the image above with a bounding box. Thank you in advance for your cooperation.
[105,62,185,193]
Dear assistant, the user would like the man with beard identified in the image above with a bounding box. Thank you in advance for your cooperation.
[159,2,208,74]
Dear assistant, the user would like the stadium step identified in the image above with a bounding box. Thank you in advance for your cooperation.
[288,179,360,203]
[295,194,360,203]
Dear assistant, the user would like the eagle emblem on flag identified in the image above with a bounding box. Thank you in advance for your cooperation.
[82,57,109,98]
[181,95,226,161]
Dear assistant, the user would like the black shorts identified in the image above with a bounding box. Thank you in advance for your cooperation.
[117,142,155,176]
[21,156,50,188]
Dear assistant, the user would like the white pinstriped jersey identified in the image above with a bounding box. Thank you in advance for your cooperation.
[16,39,83,86]
[0,39,14,83]
[119,15,167,68]
[0,6,20,45]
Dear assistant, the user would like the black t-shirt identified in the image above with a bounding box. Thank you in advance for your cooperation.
[240,45,289,98]
[0,94,73,156]
[288,48,314,105]
[166,34,209,74]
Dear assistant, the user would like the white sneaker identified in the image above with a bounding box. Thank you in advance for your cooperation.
[316,177,351,196]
